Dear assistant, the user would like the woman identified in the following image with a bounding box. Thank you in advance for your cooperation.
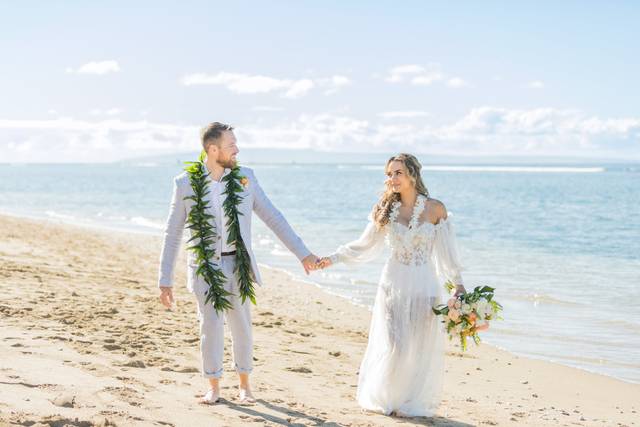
[318,153,466,417]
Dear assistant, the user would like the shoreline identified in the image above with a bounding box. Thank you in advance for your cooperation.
[1,210,639,386]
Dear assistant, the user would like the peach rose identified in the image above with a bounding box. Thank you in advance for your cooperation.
[448,308,460,321]
[475,323,490,332]
[468,312,477,325]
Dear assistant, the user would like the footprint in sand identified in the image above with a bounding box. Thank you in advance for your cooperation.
[118,360,146,368]
[51,394,76,408]
[286,367,312,374]
[103,344,122,351]
[102,386,143,407]
[160,366,199,373]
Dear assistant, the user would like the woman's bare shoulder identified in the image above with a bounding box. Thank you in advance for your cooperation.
[424,197,448,221]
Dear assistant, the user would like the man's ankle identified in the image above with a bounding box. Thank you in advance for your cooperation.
[238,373,251,389]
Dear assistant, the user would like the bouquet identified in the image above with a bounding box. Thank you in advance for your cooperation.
[432,281,503,351]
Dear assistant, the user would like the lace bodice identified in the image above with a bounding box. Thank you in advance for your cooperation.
[387,196,435,266]
[329,195,464,285]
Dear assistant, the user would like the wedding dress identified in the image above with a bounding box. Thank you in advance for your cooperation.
[329,194,464,416]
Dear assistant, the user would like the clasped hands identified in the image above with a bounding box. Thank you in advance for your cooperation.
[300,254,332,274]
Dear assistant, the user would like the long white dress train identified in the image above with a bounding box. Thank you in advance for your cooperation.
[329,195,465,417]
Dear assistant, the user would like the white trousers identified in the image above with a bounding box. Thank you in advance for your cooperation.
[194,255,253,378]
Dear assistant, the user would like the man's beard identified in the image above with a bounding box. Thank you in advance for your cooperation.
[217,156,236,169]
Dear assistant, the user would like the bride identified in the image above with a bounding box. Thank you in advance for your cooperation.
[318,153,467,417]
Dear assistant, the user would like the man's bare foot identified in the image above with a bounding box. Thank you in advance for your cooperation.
[238,387,256,404]
[200,389,220,404]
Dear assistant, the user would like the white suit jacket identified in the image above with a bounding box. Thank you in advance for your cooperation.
[158,166,310,292]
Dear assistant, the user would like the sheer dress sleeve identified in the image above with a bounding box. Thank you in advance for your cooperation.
[431,217,464,286]
[329,214,386,265]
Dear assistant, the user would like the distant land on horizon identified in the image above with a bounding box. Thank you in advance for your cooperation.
[118,148,639,166]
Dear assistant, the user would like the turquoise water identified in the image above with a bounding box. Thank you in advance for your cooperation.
[1,161,639,382]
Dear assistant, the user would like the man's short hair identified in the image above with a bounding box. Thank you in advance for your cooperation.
[201,122,234,150]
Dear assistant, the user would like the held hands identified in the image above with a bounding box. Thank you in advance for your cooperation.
[316,257,332,269]
[301,254,333,274]
[301,254,321,274]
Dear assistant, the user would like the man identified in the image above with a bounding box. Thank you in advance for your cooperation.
[158,122,319,404]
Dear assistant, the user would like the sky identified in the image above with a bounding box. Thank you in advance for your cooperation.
[1,1,639,162]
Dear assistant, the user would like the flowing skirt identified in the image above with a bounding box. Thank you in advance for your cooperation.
[357,257,445,416]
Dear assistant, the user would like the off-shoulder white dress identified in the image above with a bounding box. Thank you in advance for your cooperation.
[329,195,465,417]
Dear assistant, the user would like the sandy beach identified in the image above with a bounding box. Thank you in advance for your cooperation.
[0,214,637,427]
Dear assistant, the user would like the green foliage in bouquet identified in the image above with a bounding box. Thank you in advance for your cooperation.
[433,281,503,350]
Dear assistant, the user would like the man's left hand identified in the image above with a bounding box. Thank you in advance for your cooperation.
[301,254,320,275]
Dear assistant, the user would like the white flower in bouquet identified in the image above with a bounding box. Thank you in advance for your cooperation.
[475,300,489,319]
[432,282,503,351]
[461,303,472,315]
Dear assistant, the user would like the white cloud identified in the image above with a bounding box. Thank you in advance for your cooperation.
[238,114,372,150]
[330,75,351,87]
[385,64,426,83]
[105,108,122,116]
[67,60,121,75]
[89,108,123,116]
[0,118,199,162]
[181,72,351,98]
[283,79,315,99]
[378,111,431,119]
[322,75,352,95]
[527,80,545,89]
[447,77,469,88]
[1,108,638,162]
[182,72,290,93]
[239,108,640,157]
[384,64,468,89]
[251,106,285,112]
[434,107,640,156]
[411,72,444,86]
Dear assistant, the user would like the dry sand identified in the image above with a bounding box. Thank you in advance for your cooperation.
[0,214,638,426]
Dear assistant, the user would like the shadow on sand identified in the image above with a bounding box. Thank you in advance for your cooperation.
[219,398,475,426]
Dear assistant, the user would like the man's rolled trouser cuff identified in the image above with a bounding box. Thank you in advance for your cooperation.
[235,363,253,374]
[202,366,224,379]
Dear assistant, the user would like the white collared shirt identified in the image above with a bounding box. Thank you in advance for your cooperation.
[207,167,236,253]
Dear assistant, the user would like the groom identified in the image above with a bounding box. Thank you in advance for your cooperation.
[158,122,319,403]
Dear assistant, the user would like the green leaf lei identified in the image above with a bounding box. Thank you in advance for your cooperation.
[184,151,257,313]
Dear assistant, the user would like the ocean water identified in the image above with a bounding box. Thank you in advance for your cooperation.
[1,161,639,383]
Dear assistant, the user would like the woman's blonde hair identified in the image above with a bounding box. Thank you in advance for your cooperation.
[372,153,429,229]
